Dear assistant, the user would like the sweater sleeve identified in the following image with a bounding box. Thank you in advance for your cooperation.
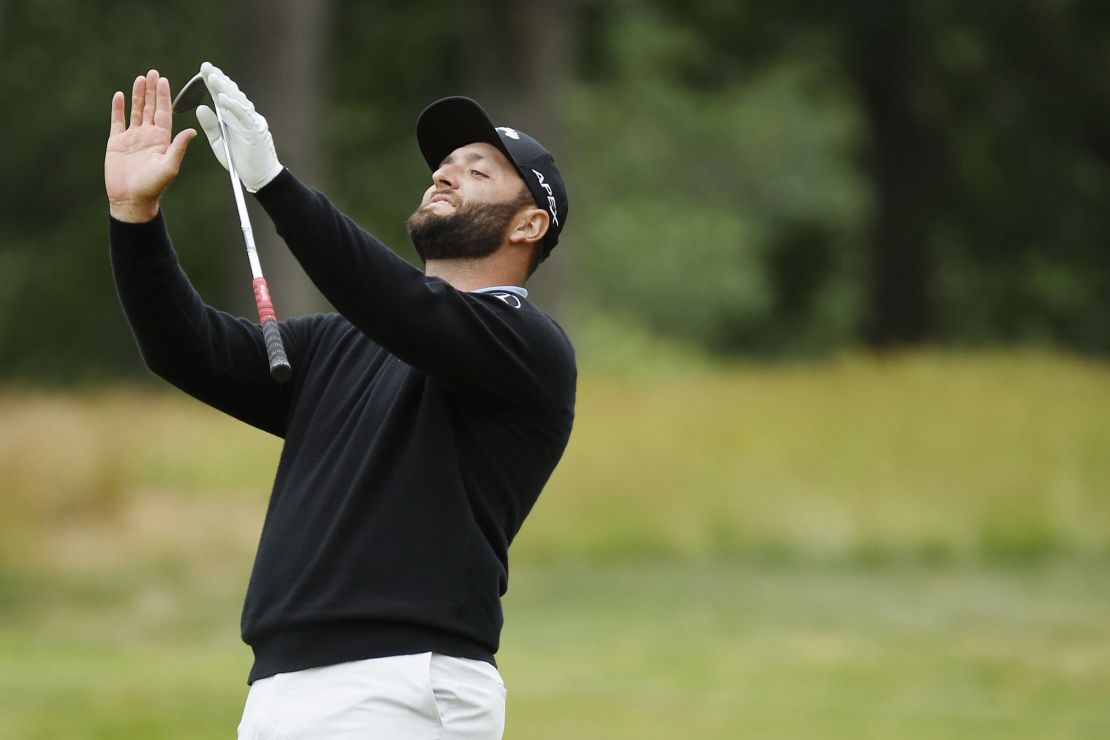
[109,211,302,436]
[253,169,575,414]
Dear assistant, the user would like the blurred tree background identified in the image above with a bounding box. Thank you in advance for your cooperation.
[1,0,1107,382]
[3,3,1110,737]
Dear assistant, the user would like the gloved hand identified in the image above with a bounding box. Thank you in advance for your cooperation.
[195,61,284,193]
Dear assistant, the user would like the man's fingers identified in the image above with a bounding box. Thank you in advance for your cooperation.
[142,69,158,125]
[220,76,250,110]
[206,67,252,112]
[200,61,223,104]
[154,76,173,129]
[218,93,263,136]
[130,75,145,128]
[110,91,125,136]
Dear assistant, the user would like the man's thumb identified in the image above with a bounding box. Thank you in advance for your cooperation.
[167,128,198,171]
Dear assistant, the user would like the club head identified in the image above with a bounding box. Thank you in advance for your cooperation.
[172,73,209,113]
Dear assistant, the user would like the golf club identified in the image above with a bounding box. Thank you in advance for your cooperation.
[173,73,291,383]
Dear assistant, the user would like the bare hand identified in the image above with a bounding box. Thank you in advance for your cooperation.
[105,70,197,222]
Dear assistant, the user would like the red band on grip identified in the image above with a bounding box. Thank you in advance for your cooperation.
[253,277,278,325]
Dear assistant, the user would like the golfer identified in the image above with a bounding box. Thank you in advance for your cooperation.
[104,65,575,739]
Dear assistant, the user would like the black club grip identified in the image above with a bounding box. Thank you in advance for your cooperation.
[262,318,291,383]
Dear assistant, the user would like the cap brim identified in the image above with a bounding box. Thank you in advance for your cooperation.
[416,97,515,173]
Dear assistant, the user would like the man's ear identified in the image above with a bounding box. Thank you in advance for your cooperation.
[509,207,550,246]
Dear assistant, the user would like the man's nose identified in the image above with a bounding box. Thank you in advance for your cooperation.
[432,164,457,189]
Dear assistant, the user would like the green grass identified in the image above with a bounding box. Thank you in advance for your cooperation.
[2,562,1109,738]
[1,350,1108,737]
[500,561,1110,739]
[0,639,247,740]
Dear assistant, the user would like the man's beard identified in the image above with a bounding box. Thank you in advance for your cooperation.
[406,198,524,262]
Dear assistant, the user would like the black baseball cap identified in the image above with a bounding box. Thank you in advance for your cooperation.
[416,96,568,257]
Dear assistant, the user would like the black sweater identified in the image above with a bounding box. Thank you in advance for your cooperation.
[109,169,576,683]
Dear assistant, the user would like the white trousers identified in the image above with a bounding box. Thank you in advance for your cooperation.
[237,652,506,740]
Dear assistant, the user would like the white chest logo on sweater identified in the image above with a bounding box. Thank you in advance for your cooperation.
[492,292,522,309]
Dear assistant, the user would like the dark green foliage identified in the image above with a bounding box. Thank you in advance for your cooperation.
[566,6,866,355]
[0,0,1107,383]
[0,0,233,381]
[655,0,1110,352]
[323,0,473,264]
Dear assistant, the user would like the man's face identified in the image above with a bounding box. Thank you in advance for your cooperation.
[406,142,533,262]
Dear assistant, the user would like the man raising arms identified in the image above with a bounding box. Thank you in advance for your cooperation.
[105,66,575,740]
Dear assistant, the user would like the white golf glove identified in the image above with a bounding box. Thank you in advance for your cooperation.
[195,61,284,193]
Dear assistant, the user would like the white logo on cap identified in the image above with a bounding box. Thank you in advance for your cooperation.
[532,169,560,226]
[496,127,521,140]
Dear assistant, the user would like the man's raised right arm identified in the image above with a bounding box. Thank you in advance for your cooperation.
[106,69,293,436]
